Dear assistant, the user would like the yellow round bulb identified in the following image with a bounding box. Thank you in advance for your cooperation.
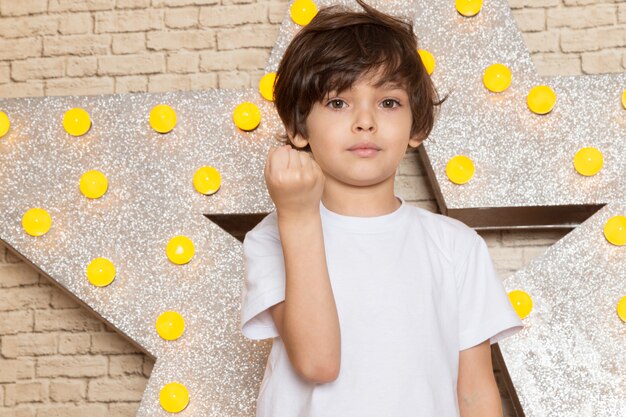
[193,166,221,195]
[150,104,177,134]
[79,170,108,199]
[483,64,512,93]
[446,155,475,184]
[456,0,482,17]
[159,382,189,413]
[573,147,603,176]
[604,215,626,246]
[259,72,277,101]
[22,208,52,237]
[86,257,116,287]
[417,49,435,75]
[527,85,557,115]
[156,311,186,341]
[0,110,10,139]
[622,90,626,110]
[508,290,533,319]
[233,102,261,131]
[166,235,195,265]
[617,296,626,322]
[290,0,318,26]
[63,108,91,137]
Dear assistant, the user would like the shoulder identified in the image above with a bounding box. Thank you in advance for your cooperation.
[404,204,481,264]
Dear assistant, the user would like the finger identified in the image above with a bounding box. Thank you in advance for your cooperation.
[270,146,290,175]
[298,151,311,169]
[288,148,302,170]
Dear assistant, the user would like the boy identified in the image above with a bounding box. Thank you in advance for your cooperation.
[240,0,523,415]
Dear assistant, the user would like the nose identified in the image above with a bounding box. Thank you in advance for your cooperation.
[352,105,377,134]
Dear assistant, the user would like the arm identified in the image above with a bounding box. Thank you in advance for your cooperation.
[265,145,341,384]
[457,339,502,417]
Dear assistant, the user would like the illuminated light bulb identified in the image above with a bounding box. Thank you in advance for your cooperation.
[0,110,10,139]
[259,72,277,101]
[622,90,626,110]
[86,257,116,287]
[290,0,318,26]
[604,215,626,246]
[573,147,603,177]
[456,0,482,17]
[445,155,474,184]
[233,102,261,131]
[159,382,189,413]
[22,208,52,237]
[508,290,533,319]
[193,166,221,195]
[79,170,108,199]
[156,310,186,341]
[63,108,91,137]
[617,296,626,322]
[150,104,177,134]
[527,85,557,115]
[166,235,195,265]
[417,49,435,75]
[483,64,512,93]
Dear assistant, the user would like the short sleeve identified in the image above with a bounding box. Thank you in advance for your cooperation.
[456,233,523,351]
[240,212,286,341]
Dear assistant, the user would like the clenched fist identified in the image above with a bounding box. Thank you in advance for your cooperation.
[264,145,325,216]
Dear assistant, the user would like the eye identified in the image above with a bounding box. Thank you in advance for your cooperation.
[381,99,400,109]
[327,99,347,109]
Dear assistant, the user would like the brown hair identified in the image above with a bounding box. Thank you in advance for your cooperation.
[273,0,445,151]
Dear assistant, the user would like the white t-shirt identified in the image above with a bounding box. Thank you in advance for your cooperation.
[240,197,522,417]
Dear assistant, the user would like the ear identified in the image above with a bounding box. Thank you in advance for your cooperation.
[289,132,309,149]
[408,134,424,149]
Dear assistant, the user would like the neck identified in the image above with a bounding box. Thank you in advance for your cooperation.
[321,175,401,217]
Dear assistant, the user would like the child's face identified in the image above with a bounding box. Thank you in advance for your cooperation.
[291,73,423,190]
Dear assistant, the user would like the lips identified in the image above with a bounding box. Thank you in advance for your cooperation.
[348,142,381,151]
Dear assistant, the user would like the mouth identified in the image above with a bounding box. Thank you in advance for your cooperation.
[348,142,381,157]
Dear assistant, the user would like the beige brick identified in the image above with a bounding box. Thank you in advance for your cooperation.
[269,3,286,24]
[143,357,155,377]
[0,0,47,16]
[48,0,115,12]
[87,376,148,402]
[477,230,501,247]
[116,0,151,8]
[523,246,550,265]
[11,58,65,82]
[1,333,57,358]
[0,38,42,61]
[0,80,45,97]
[58,333,91,354]
[0,359,18,382]
[511,8,545,32]
[98,54,164,76]
[4,247,26,263]
[620,3,626,23]
[0,265,39,287]
[397,149,426,176]
[91,331,142,354]
[115,75,148,93]
[49,288,80,308]
[34,404,107,417]
[199,4,268,27]
[34,308,102,332]
[221,0,256,5]
[199,49,269,71]
[0,15,59,39]
[95,9,162,33]
[394,175,434,202]
[501,229,568,247]
[37,355,107,378]
[532,53,582,76]
[563,0,620,5]
[561,27,626,52]
[49,379,86,402]
[109,354,145,376]
[147,29,216,50]
[488,246,524,278]
[44,34,111,56]
[0,408,35,417]
[111,33,146,54]
[216,26,279,50]
[109,403,141,417]
[59,12,93,35]
[218,71,250,88]
[0,311,33,334]
[189,72,218,90]
[582,50,624,73]
[522,31,559,53]
[4,381,48,406]
[165,7,199,29]
[507,0,559,8]
[548,5,618,29]
[0,63,9,84]
[249,69,264,89]
[0,386,3,407]
[153,0,218,5]
[16,358,36,379]
[0,287,52,311]
[167,52,199,73]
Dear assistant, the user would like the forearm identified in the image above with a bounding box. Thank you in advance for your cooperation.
[458,384,502,417]
[278,210,341,382]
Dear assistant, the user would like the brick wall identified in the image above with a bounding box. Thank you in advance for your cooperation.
[0,0,623,415]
